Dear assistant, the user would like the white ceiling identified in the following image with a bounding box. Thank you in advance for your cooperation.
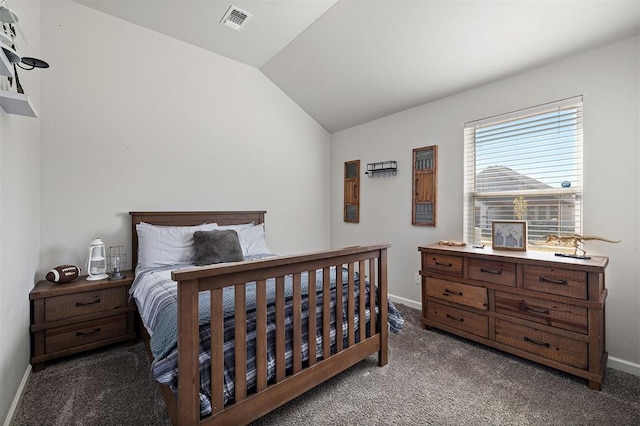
[72,0,640,133]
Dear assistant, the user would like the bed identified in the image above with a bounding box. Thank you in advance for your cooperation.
[129,211,403,425]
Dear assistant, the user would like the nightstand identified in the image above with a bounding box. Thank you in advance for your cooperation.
[30,272,136,371]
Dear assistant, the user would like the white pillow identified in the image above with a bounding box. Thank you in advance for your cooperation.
[237,223,273,257]
[213,223,254,232]
[136,222,218,269]
[208,223,253,256]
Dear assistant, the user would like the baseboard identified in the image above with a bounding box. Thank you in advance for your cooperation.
[3,364,31,426]
[608,356,640,377]
[388,293,421,311]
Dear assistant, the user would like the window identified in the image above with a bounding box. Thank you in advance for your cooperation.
[463,97,583,248]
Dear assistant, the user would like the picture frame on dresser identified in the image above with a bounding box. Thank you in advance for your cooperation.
[491,220,527,251]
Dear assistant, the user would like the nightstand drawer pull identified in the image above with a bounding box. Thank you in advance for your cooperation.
[446,314,464,322]
[480,267,502,275]
[522,303,550,315]
[75,298,101,307]
[539,277,568,285]
[76,327,101,336]
[443,288,463,296]
[434,260,453,267]
[524,336,550,348]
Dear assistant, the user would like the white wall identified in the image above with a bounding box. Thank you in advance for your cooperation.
[0,1,41,422]
[39,1,331,276]
[331,36,640,373]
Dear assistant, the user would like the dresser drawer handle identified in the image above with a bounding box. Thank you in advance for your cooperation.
[76,327,101,336]
[434,260,453,267]
[480,267,502,275]
[539,277,568,285]
[446,313,464,322]
[75,298,101,307]
[443,288,463,297]
[524,336,550,348]
[522,303,550,315]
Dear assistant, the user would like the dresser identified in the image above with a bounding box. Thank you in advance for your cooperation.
[30,272,136,371]
[419,244,608,390]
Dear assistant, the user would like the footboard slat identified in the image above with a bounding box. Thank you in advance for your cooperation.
[347,262,356,347]
[256,280,267,392]
[369,259,376,336]
[307,270,317,367]
[234,284,247,401]
[292,273,302,374]
[275,276,285,382]
[359,261,366,342]
[322,267,331,359]
[335,263,344,352]
[210,288,224,415]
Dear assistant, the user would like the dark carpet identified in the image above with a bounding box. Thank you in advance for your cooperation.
[11,304,640,425]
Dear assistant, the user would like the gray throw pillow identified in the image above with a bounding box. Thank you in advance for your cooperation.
[192,229,244,266]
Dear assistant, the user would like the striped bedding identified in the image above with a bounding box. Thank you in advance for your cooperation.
[131,261,404,418]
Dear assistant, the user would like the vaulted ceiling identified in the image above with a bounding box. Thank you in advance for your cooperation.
[73,1,640,133]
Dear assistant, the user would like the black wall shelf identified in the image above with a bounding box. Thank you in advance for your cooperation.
[365,161,397,177]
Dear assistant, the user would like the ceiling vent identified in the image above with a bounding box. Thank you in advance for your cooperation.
[220,5,252,31]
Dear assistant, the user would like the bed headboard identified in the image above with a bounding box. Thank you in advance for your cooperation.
[129,211,266,270]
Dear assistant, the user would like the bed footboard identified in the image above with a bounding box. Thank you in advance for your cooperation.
[171,244,390,425]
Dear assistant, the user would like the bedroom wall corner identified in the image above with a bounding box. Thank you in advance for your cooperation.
[0,1,42,424]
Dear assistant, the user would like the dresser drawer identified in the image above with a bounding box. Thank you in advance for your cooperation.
[425,253,463,276]
[426,278,488,310]
[495,319,587,369]
[523,265,587,299]
[427,301,488,338]
[469,258,516,287]
[45,314,128,354]
[45,287,128,322]
[495,291,588,334]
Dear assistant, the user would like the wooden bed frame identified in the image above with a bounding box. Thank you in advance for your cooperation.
[130,211,390,425]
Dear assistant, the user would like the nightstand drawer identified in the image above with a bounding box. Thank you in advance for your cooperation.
[523,265,587,299]
[427,278,488,310]
[495,319,587,369]
[469,258,516,287]
[427,301,488,338]
[45,314,128,353]
[495,291,588,334]
[45,287,127,322]
[425,253,463,276]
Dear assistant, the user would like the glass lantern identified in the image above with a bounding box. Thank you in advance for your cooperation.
[86,238,108,281]
[107,245,126,280]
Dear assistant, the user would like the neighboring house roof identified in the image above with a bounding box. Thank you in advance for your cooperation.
[476,166,553,192]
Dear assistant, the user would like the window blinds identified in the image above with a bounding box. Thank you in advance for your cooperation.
[463,97,583,247]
